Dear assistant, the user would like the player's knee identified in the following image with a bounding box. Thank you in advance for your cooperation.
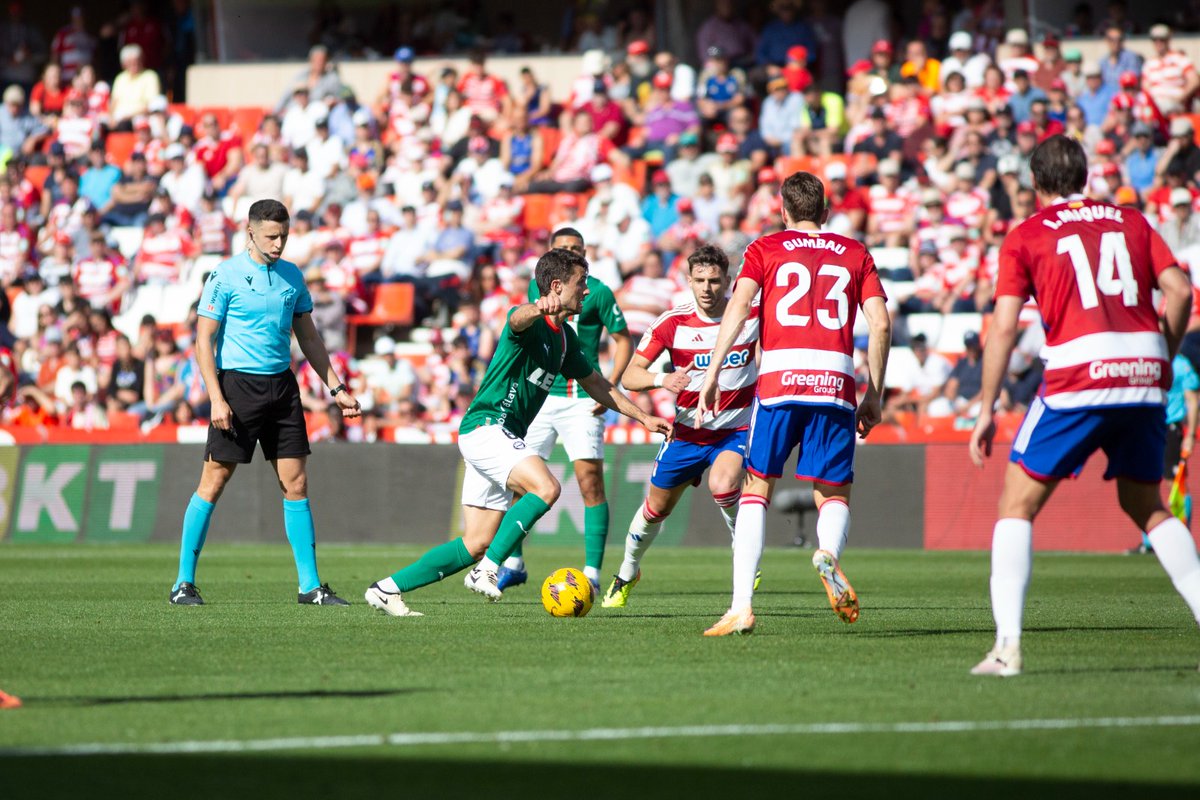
[280,473,308,499]
[708,474,740,498]
[532,475,561,505]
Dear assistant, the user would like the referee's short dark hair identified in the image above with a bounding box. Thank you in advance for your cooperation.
[535,248,588,294]
[687,243,730,275]
[248,199,290,225]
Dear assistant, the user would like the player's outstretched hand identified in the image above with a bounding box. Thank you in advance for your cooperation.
[643,415,674,441]
[855,394,882,439]
[535,294,563,317]
[969,411,996,467]
[336,389,362,418]
[695,374,720,428]
[662,370,690,394]
[210,398,234,431]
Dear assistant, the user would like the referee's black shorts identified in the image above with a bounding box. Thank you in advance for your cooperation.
[205,369,312,464]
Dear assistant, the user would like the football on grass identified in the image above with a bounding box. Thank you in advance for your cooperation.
[541,568,594,617]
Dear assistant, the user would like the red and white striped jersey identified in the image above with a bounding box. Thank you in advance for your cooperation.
[347,232,389,275]
[739,229,886,411]
[1142,51,1198,111]
[998,55,1041,89]
[73,256,125,304]
[0,229,31,282]
[939,243,982,298]
[635,301,760,444]
[996,197,1178,409]
[55,114,96,160]
[945,188,989,231]
[867,186,916,234]
[195,210,232,255]
[619,275,677,336]
[137,230,194,284]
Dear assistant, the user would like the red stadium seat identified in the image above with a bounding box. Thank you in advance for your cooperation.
[231,106,267,140]
[522,194,554,231]
[346,283,415,351]
[538,126,562,167]
[24,165,49,190]
[105,132,137,168]
[168,103,195,126]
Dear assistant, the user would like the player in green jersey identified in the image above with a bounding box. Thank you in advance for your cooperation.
[364,248,672,616]
[501,227,634,594]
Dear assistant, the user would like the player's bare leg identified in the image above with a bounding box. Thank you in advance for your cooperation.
[604,482,688,608]
[812,483,858,623]
[972,464,1058,676]
[1117,478,1200,658]
[575,457,608,592]
[705,472,773,636]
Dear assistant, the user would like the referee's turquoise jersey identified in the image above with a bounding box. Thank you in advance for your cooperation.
[198,252,313,374]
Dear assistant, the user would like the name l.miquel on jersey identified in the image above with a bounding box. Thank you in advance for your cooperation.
[1040,205,1125,230]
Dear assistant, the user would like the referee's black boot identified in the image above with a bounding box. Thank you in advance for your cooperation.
[298,583,350,605]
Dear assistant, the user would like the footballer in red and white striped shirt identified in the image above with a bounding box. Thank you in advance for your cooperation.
[602,244,759,609]
[698,171,892,636]
[967,135,1200,678]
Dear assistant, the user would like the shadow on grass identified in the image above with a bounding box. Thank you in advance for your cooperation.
[4,754,1196,800]
[31,688,427,707]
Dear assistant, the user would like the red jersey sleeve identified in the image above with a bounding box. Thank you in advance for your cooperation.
[995,230,1033,301]
[859,250,886,302]
[635,312,673,362]
[1147,224,1179,277]
[737,240,763,288]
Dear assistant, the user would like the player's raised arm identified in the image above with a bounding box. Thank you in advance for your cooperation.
[578,369,673,440]
[697,275,758,427]
[509,299,558,332]
[969,295,1023,466]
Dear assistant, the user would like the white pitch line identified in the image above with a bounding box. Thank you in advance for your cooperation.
[3,715,1200,757]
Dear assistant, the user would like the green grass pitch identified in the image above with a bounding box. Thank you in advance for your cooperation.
[2,544,1199,799]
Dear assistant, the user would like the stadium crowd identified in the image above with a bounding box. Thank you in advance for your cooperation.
[1,1,1199,440]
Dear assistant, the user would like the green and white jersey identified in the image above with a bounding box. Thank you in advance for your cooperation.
[528,276,627,398]
[458,309,593,439]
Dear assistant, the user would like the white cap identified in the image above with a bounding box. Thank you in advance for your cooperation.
[955,162,976,180]
[164,143,186,160]
[1150,23,1171,39]
[1171,116,1194,137]
[149,94,168,112]
[949,31,973,51]
[997,154,1020,175]
[921,188,943,205]
[825,161,847,181]
[1004,28,1029,46]
[352,108,373,127]
[1083,62,1102,77]
[374,335,397,356]
[877,159,900,177]
[1172,188,1193,207]
[590,163,614,182]
[582,49,608,77]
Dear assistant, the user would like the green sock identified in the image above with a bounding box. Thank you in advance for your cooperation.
[509,540,523,559]
[584,501,609,572]
[391,538,475,592]
[485,493,552,564]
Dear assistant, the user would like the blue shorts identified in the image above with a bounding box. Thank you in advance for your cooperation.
[650,429,748,490]
[746,401,855,485]
[1010,398,1166,483]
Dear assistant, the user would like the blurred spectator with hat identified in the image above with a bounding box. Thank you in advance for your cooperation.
[707,132,752,205]
[825,160,867,239]
[1032,35,1066,93]
[585,162,640,225]
[641,169,680,238]
[852,106,903,166]
[1007,70,1046,124]
[0,84,46,158]
[579,79,629,146]
[697,46,748,127]
[1060,48,1085,97]
[1099,25,1142,92]
[109,44,160,129]
[1143,24,1199,116]
[613,70,699,169]
[1077,61,1116,128]
[941,31,990,90]
[1162,188,1200,257]
[1125,122,1161,194]
[900,39,940,95]
[866,158,915,247]
[998,29,1039,89]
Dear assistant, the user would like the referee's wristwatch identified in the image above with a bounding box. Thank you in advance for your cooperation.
[330,383,347,397]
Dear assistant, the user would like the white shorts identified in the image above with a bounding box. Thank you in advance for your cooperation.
[458,425,539,511]
[523,394,605,461]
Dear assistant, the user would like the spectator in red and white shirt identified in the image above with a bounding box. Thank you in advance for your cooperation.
[938,228,982,312]
[945,161,990,231]
[71,65,110,123]
[998,28,1040,90]
[1109,71,1169,141]
[315,240,365,311]
[193,112,244,192]
[53,92,96,160]
[30,63,67,118]
[0,204,32,287]
[525,113,600,194]
[617,249,677,338]
[866,159,916,247]
[347,210,391,280]
[1143,24,1200,116]
[51,6,95,81]
[457,51,510,122]
[134,214,195,286]
[73,233,129,311]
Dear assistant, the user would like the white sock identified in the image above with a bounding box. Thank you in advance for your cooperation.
[990,518,1033,647]
[712,489,740,542]
[583,566,600,584]
[816,498,850,561]
[378,577,400,593]
[731,494,768,611]
[1148,517,1200,625]
[478,556,500,573]
[619,501,665,582]
[503,556,525,571]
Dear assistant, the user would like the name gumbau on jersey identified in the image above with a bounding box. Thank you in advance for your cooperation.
[1041,205,1125,231]
[1088,357,1162,385]
[780,370,847,395]
[781,236,847,255]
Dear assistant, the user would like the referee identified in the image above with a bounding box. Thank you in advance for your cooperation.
[169,199,360,606]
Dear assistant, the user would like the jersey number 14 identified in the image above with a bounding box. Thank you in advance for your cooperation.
[1057,231,1137,310]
